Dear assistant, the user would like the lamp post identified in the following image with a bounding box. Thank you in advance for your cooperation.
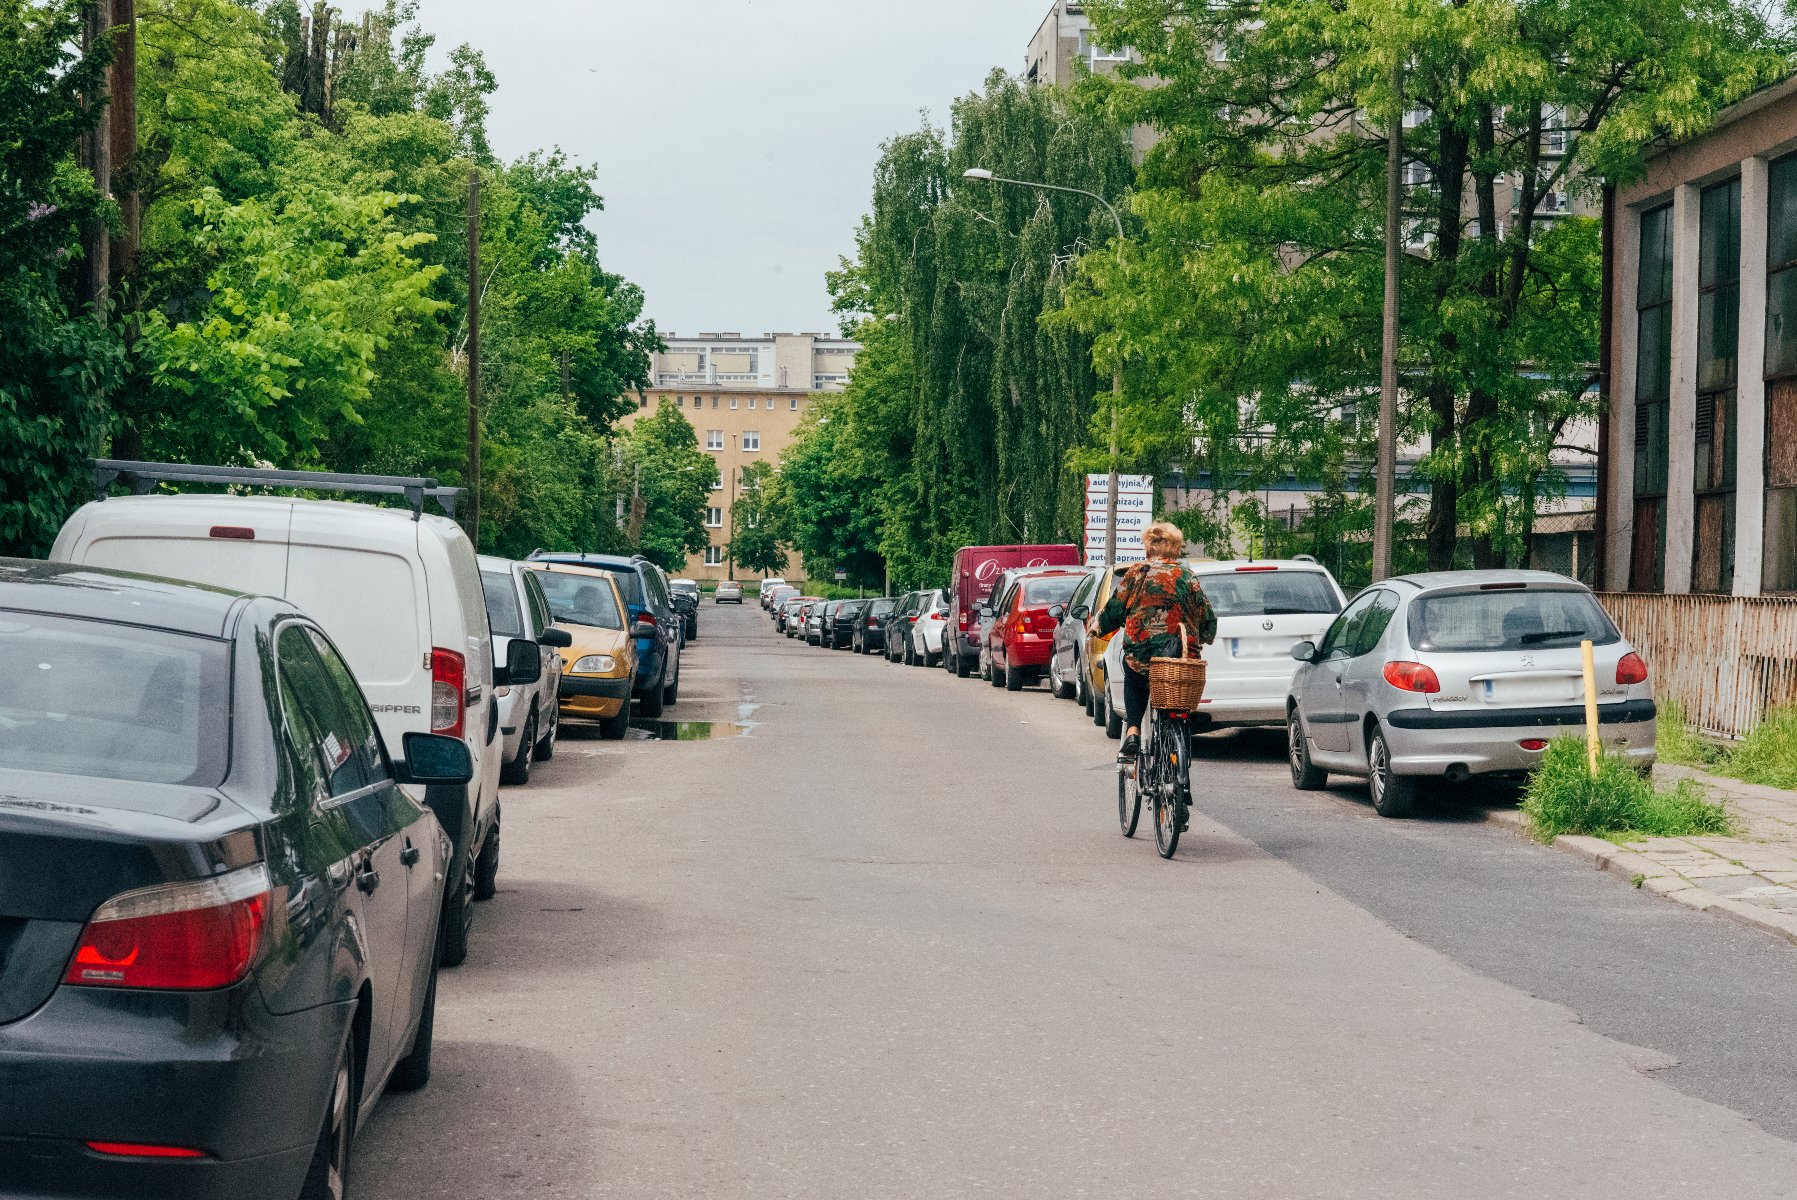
[964,167,1127,568]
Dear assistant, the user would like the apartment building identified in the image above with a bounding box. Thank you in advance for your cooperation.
[619,331,860,583]
[1601,74,1797,596]
[1024,1,1157,158]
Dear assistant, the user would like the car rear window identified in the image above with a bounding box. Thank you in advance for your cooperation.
[1022,576,1085,606]
[869,599,896,615]
[0,612,230,787]
[1409,588,1618,652]
[531,571,624,630]
[481,570,526,638]
[1198,570,1341,618]
[589,565,645,607]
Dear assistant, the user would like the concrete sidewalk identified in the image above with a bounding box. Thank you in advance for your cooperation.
[1504,765,1797,946]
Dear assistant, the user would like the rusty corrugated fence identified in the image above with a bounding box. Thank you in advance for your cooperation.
[1599,592,1797,739]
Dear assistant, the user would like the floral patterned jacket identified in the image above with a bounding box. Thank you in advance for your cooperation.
[1096,559,1217,673]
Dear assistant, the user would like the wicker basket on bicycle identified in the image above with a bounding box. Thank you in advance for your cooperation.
[1148,624,1206,710]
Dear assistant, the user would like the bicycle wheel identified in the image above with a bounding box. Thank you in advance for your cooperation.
[1153,716,1185,859]
[1118,756,1142,837]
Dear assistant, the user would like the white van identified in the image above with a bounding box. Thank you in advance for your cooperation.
[52,465,528,967]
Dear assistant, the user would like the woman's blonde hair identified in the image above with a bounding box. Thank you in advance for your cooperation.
[1143,521,1185,560]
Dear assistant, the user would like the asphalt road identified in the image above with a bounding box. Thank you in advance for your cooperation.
[357,603,1797,1199]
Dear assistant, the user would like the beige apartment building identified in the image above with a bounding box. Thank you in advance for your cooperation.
[619,331,859,584]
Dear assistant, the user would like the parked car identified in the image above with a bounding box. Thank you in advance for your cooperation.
[766,584,798,618]
[883,591,924,662]
[1048,570,1102,701]
[526,563,639,739]
[716,580,744,603]
[54,463,512,968]
[807,599,843,646]
[759,577,789,609]
[669,577,700,641]
[0,558,476,1199]
[982,568,1092,691]
[907,589,948,667]
[785,598,819,637]
[851,596,898,654]
[529,553,682,718]
[944,544,1080,677]
[976,565,1076,683]
[777,596,809,635]
[1101,558,1347,740]
[1285,570,1654,816]
[1076,565,1129,726]
[480,556,574,784]
[830,599,870,649]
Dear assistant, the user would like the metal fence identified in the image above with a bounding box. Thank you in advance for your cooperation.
[1598,591,1797,739]
[1528,510,1597,585]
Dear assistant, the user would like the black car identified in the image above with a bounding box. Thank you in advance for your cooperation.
[530,552,682,716]
[851,597,898,654]
[668,578,700,641]
[885,591,922,662]
[0,559,497,1199]
[828,599,868,649]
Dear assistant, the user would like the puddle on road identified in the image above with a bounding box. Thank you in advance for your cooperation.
[628,719,754,741]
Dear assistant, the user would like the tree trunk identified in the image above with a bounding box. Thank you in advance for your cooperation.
[1424,118,1471,571]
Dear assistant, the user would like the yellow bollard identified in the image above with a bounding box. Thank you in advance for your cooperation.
[1580,639,1600,777]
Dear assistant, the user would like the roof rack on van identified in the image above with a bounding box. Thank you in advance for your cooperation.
[91,460,464,521]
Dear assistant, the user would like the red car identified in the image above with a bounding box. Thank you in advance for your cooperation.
[944,543,1080,676]
[982,567,1093,691]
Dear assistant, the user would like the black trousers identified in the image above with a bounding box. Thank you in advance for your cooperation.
[1123,663,1151,731]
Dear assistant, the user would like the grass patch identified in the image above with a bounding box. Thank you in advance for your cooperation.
[1719,705,1797,791]
[1654,698,1721,768]
[1521,738,1734,843]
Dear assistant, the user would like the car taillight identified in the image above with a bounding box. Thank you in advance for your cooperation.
[637,611,659,626]
[1234,565,1277,573]
[431,647,466,739]
[868,617,877,627]
[907,615,918,623]
[1616,652,1648,685]
[85,1142,209,1159]
[1519,739,1549,751]
[64,865,271,991]
[1382,661,1441,694]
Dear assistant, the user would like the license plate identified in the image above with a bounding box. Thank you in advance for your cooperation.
[1479,674,1581,705]
[1229,637,1292,660]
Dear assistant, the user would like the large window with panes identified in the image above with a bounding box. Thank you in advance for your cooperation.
[1631,203,1673,592]
[1693,179,1740,593]
[1764,156,1797,590]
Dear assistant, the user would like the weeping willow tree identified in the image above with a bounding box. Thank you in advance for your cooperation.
[814,71,1136,587]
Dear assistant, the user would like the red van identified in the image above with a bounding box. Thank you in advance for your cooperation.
[943,544,1080,677]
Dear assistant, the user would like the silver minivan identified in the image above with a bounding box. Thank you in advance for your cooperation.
[1285,570,1656,816]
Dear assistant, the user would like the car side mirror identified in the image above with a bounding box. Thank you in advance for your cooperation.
[632,620,658,639]
[1048,604,1066,621]
[978,604,992,618]
[397,732,474,786]
[1071,604,1091,621]
[1291,640,1317,663]
[540,627,573,649]
[494,637,542,687]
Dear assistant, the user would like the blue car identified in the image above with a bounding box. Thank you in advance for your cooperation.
[528,553,683,716]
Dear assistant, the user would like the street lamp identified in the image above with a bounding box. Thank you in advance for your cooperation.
[963,167,1128,569]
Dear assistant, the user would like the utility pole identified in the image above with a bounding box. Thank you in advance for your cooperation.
[79,1,111,320]
[466,169,481,546]
[1372,63,1403,582]
[108,0,137,287]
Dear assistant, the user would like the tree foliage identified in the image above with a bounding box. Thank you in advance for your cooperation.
[728,460,789,578]
[1075,0,1791,574]
[624,404,717,573]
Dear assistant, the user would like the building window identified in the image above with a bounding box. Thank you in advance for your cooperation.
[712,396,719,408]
[676,395,685,407]
[1763,156,1797,590]
[1693,179,1740,594]
[742,431,760,452]
[729,397,739,410]
[706,507,723,528]
[1631,203,1673,592]
[703,546,724,566]
[748,397,757,410]
[705,429,724,451]
[790,397,799,411]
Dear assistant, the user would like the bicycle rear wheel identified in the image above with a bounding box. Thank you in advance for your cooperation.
[1153,714,1187,859]
[1118,757,1141,837]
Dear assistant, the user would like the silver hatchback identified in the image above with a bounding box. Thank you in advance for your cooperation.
[1285,570,1655,816]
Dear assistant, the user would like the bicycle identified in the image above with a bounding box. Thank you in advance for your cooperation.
[1117,705,1192,858]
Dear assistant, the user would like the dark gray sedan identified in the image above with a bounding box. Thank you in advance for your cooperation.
[0,559,491,1198]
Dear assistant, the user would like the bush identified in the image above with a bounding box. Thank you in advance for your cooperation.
[1654,698,1721,768]
[1522,738,1734,843]
[1721,705,1797,791]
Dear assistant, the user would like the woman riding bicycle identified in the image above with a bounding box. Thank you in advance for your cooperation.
[1095,522,1217,758]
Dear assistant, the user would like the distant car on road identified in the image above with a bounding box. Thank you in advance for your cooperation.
[668,577,700,640]
[883,591,925,663]
[716,580,744,603]
[0,559,471,1200]
[830,599,870,649]
[1285,569,1654,816]
[759,577,788,609]
[852,597,898,654]
[908,589,948,667]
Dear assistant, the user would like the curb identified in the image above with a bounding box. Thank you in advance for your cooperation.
[1479,806,1797,947]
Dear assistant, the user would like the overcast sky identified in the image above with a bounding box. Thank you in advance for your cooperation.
[418,0,1052,338]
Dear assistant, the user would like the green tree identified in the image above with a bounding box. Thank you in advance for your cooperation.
[728,460,790,578]
[0,0,123,555]
[625,404,717,572]
[1077,0,1790,572]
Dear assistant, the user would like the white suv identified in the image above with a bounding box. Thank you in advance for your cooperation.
[52,463,539,967]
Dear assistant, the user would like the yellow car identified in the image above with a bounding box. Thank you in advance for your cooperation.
[1082,564,1128,722]
[525,563,638,739]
